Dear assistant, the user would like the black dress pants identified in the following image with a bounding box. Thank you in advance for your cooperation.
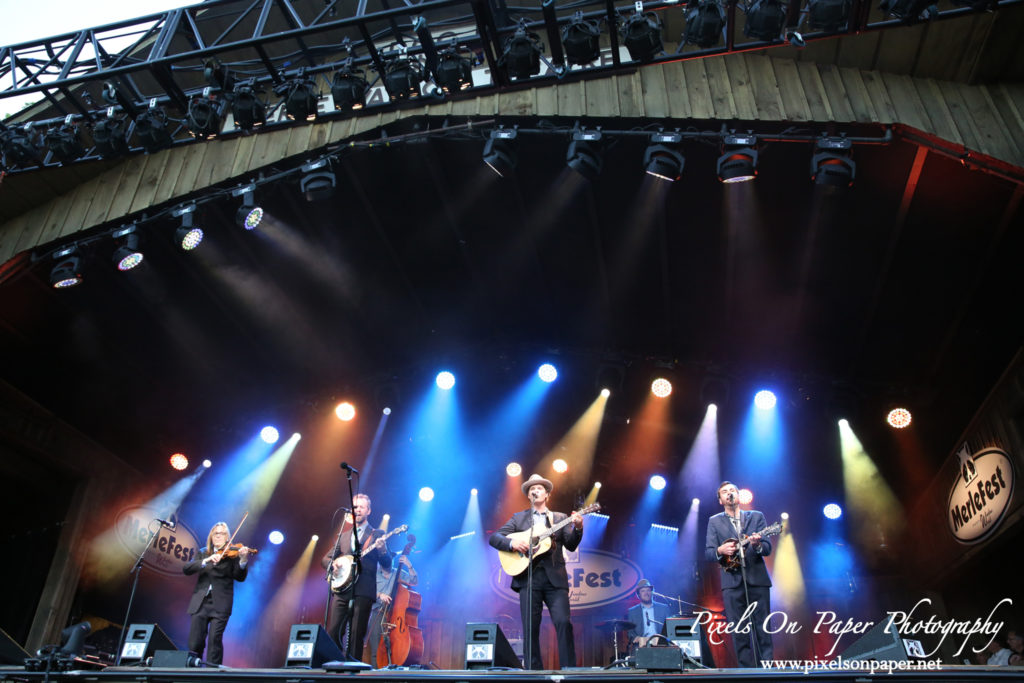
[518,564,575,669]
[188,593,228,665]
[326,588,373,659]
[721,584,773,667]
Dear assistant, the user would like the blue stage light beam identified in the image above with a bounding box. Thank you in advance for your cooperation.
[359,408,391,484]
[678,404,720,506]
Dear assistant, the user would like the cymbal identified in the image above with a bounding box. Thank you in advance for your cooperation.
[595,619,636,632]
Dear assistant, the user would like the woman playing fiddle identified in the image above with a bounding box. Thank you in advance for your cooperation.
[183,522,250,665]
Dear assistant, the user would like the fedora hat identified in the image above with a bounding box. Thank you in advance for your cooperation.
[521,473,554,495]
[635,579,654,595]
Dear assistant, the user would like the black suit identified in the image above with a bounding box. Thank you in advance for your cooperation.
[321,525,392,658]
[489,509,582,669]
[705,510,773,666]
[183,550,248,665]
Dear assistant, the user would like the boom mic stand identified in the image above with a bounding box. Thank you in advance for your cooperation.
[524,523,535,669]
[114,520,165,666]
[735,513,761,667]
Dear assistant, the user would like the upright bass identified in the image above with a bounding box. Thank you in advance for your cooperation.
[375,535,423,668]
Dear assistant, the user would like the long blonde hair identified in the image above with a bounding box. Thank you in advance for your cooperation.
[206,522,230,554]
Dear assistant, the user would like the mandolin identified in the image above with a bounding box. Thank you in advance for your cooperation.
[720,521,782,571]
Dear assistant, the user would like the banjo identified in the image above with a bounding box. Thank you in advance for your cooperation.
[327,524,408,593]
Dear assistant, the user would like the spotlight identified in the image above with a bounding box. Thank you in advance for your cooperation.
[434,48,473,93]
[780,511,789,520]
[232,184,263,230]
[692,497,700,506]
[500,24,542,79]
[538,363,558,383]
[566,129,603,181]
[651,378,672,398]
[717,133,758,183]
[170,453,189,470]
[300,158,335,201]
[823,503,843,519]
[435,371,456,390]
[383,407,392,415]
[595,482,602,488]
[134,105,174,153]
[506,462,522,477]
[879,0,938,21]
[562,12,601,65]
[203,58,235,92]
[92,116,129,158]
[268,530,284,545]
[621,11,663,62]
[111,226,144,271]
[231,81,267,130]
[45,122,84,163]
[0,124,42,167]
[644,133,685,181]
[335,402,356,421]
[887,407,912,429]
[260,426,279,443]
[50,247,82,289]
[738,488,753,504]
[754,389,776,410]
[744,0,787,41]
[600,388,611,398]
[552,458,568,473]
[807,0,851,30]
[419,486,435,502]
[281,73,320,121]
[331,63,369,110]
[649,475,667,490]
[483,128,517,177]
[186,93,223,139]
[203,459,212,468]
[383,55,425,100]
[811,137,856,187]
[173,204,203,250]
[684,1,726,48]
[471,488,478,496]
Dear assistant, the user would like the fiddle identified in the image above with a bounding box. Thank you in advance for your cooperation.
[219,543,258,558]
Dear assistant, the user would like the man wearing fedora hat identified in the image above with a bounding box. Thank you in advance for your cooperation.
[626,579,671,646]
[489,473,584,669]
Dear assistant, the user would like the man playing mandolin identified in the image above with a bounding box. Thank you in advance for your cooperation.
[489,473,584,670]
[322,493,393,659]
[705,481,774,667]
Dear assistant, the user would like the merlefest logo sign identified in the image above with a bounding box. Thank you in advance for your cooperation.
[491,549,642,609]
[115,507,202,576]
[947,444,1015,544]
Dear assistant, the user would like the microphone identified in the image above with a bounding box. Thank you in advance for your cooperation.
[156,518,176,530]
[340,462,360,475]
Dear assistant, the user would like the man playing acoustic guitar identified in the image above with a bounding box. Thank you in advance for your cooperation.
[489,474,584,669]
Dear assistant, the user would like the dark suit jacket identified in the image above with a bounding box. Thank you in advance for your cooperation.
[489,509,582,591]
[705,510,773,589]
[183,550,248,616]
[321,526,393,599]
[626,599,672,640]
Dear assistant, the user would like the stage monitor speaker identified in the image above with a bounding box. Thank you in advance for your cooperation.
[0,626,30,665]
[151,650,201,668]
[464,623,521,669]
[283,624,343,668]
[635,645,683,672]
[666,616,705,665]
[119,624,176,664]
[840,618,924,661]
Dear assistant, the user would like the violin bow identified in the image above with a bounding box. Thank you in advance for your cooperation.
[224,511,249,549]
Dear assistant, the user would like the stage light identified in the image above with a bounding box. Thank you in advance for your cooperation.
[419,487,435,502]
[173,204,203,251]
[300,158,335,201]
[331,63,369,110]
[811,137,856,187]
[50,247,82,289]
[718,133,758,182]
[780,511,789,520]
[595,482,602,489]
[808,0,851,30]
[260,426,280,444]
[383,55,425,100]
[651,378,673,398]
[134,106,174,153]
[311,534,319,541]
[0,124,42,168]
[738,488,753,504]
[92,116,129,158]
[435,48,473,93]
[622,11,663,61]
[231,82,266,130]
[268,530,285,545]
[500,24,542,79]
[335,402,356,421]
[506,462,522,477]
[683,1,726,48]
[111,227,144,271]
[186,94,222,139]
[823,503,842,519]
[744,0,787,41]
[887,407,912,429]
[644,134,685,181]
[649,475,667,490]
[232,184,263,230]
[538,363,558,383]
[435,371,456,390]
[600,388,611,398]
[282,74,319,121]
[754,389,777,410]
[566,130,603,180]
[170,453,188,470]
[552,458,568,473]
[483,128,517,177]
[562,11,601,65]
[471,488,478,496]
[45,123,84,163]
[383,407,392,415]
[692,497,700,506]
[879,0,938,21]
[203,459,212,468]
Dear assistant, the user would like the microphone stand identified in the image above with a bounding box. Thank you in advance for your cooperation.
[114,520,165,665]
[525,522,535,670]
[734,511,761,667]
[341,467,363,660]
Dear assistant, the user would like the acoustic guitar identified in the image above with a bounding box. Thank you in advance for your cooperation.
[720,521,782,571]
[497,503,601,576]
[328,524,408,593]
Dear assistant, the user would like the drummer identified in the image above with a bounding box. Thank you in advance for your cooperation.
[626,579,671,646]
